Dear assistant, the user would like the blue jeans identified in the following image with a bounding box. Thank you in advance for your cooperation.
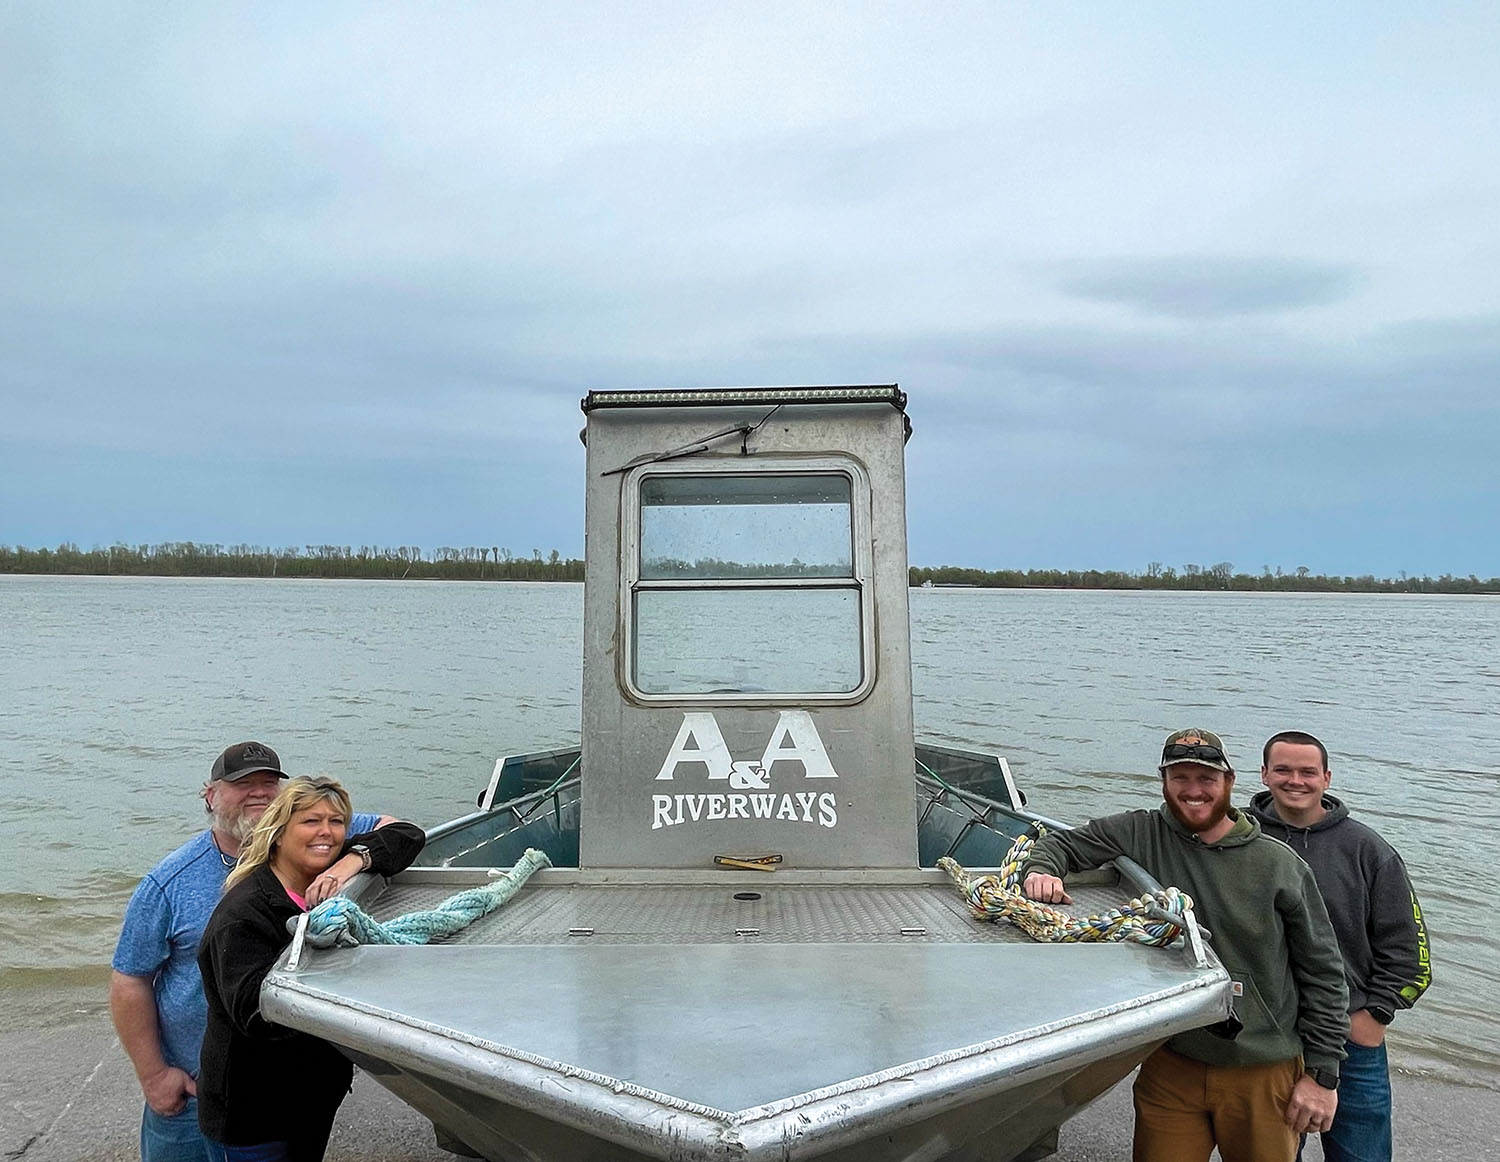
[140,1099,214,1162]
[1300,1041,1393,1162]
[202,1140,290,1162]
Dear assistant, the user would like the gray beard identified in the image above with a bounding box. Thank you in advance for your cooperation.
[212,806,257,847]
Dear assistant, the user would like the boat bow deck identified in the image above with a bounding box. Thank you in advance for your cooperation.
[369,874,1135,946]
[264,872,1229,1158]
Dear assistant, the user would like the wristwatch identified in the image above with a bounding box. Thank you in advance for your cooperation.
[1366,1004,1395,1025]
[1308,1067,1340,1090]
[350,844,373,872]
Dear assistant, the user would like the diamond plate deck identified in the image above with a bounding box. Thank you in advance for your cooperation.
[368,877,1137,945]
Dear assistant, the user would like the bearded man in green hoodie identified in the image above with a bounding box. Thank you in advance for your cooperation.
[1019,729,1350,1162]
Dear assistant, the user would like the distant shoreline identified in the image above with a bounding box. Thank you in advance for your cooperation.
[908,566,1500,595]
[4,543,1498,594]
[1,542,584,583]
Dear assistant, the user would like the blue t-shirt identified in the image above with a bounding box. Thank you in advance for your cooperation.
[112,814,383,1077]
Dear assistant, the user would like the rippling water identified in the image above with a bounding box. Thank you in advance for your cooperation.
[2,577,1495,1086]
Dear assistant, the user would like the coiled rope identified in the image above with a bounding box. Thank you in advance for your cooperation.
[937,831,1192,946]
[295,847,552,948]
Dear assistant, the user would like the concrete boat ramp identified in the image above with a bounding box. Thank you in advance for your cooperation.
[4,1015,1495,1162]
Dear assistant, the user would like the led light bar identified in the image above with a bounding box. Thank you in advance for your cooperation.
[580,385,905,413]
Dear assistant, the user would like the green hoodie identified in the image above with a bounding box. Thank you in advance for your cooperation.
[1020,804,1349,1076]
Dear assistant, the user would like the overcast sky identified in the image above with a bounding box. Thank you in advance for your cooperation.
[4,4,1498,577]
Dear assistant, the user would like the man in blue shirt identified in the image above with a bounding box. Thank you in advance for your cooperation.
[110,742,393,1162]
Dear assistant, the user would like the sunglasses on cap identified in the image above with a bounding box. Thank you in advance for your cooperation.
[1161,742,1228,764]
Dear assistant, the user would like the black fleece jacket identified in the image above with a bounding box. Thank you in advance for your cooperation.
[1247,791,1431,1021]
[196,823,425,1150]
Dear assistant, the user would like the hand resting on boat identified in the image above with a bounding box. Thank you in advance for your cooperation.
[1021,871,1073,905]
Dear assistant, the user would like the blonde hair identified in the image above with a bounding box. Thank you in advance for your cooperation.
[224,776,353,892]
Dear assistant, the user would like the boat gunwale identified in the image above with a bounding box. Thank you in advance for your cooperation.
[262,958,1230,1158]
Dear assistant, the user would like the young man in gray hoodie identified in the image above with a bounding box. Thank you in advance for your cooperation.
[1249,731,1432,1162]
[1020,728,1349,1162]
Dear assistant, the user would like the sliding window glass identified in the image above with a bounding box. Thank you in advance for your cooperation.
[629,467,870,699]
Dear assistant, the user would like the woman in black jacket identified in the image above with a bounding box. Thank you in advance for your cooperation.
[196,776,424,1162]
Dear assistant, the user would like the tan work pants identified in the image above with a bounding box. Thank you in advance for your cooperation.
[1132,1046,1300,1162]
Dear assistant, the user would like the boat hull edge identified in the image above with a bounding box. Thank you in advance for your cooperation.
[262,970,1228,1162]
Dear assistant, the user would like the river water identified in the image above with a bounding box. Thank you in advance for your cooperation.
[1,577,1495,1087]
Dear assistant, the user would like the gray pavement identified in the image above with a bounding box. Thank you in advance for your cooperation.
[5,1017,1497,1161]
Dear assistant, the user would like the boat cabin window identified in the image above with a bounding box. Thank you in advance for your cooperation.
[627,466,871,700]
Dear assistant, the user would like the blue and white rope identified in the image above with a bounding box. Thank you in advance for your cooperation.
[295,847,552,948]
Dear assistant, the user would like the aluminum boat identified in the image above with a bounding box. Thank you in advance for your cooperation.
[262,386,1232,1162]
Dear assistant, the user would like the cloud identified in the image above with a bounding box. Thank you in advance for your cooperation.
[2,6,1499,575]
[1053,257,1364,318]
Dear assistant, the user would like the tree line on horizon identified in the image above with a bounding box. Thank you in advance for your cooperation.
[2,542,1497,593]
[0,542,583,582]
[908,561,1500,595]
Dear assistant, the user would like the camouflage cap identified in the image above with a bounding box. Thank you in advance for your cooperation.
[1158,728,1233,775]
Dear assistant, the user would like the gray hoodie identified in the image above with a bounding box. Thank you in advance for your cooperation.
[1247,791,1431,1021]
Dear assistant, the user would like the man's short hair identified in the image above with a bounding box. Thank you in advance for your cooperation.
[1262,730,1329,770]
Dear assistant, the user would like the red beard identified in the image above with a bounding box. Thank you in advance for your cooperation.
[1164,781,1233,834]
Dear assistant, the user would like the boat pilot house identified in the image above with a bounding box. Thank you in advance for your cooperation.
[261,386,1233,1162]
[580,385,916,869]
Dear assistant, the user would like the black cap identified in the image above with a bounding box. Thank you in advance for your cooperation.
[211,741,285,782]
